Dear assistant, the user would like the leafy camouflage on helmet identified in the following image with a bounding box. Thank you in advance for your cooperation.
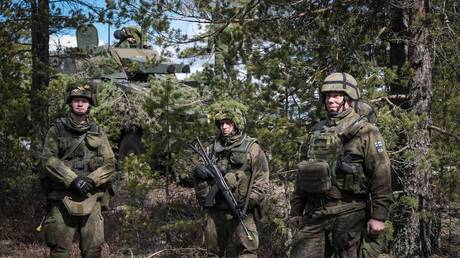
[208,100,248,131]
[321,72,360,100]
[65,80,97,106]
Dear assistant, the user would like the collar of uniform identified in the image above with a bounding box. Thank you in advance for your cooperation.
[334,109,363,136]
[327,108,353,126]
[214,133,246,153]
[63,114,91,134]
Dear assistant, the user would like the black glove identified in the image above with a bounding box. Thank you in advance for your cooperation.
[71,176,95,196]
[193,164,214,181]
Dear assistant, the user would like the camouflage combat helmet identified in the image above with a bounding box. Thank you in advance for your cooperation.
[65,80,97,106]
[209,100,249,131]
[321,72,360,100]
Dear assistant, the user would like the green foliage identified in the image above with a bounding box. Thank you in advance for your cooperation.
[143,75,208,183]
[117,154,163,240]
[399,196,419,209]
[0,0,459,256]
[45,75,72,121]
[92,80,151,145]
[0,4,38,209]
[385,220,395,240]
[110,2,459,254]
[256,116,305,173]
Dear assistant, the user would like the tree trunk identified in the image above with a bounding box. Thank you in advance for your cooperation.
[31,0,50,149]
[388,4,409,102]
[392,0,434,257]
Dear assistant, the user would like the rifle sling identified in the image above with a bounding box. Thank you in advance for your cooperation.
[61,133,87,160]
[242,142,257,213]
[242,169,256,214]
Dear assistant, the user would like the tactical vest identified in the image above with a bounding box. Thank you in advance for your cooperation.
[54,118,105,178]
[297,116,369,198]
[212,135,257,206]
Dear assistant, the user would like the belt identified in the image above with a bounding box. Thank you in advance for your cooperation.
[311,201,367,218]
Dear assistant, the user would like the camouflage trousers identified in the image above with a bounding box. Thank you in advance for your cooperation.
[44,200,104,258]
[205,209,259,258]
[290,209,384,258]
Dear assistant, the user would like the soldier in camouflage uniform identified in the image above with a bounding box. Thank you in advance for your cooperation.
[289,73,392,258]
[41,81,116,258]
[194,100,270,258]
[114,26,143,48]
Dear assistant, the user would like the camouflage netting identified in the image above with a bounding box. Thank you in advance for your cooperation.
[92,80,154,146]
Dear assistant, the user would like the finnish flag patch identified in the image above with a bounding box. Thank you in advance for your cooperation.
[374,141,384,153]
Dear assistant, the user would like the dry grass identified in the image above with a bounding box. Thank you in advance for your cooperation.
[1,183,459,257]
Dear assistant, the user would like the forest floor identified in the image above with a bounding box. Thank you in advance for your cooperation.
[0,184,459,258]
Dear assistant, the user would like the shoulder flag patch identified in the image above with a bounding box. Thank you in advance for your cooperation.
[374,141,384,153]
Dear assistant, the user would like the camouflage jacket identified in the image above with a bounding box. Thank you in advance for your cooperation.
[195,134,270,212]
[118,26,142,48]
[290,109,392,221]
[41,116,116,200]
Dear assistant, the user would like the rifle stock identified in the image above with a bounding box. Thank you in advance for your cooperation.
[189,137,253,241]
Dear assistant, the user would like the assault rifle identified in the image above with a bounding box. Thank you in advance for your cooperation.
[189,137,253,241]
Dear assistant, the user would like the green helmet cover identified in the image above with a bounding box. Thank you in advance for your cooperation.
[321,72,360,100]
[65,80,97,106]
[208,100,248,131]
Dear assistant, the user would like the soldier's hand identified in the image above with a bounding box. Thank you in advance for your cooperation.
[193,164,213,181]
[367,218,385,234]
[289,216,303,228]
[71,176,95,196]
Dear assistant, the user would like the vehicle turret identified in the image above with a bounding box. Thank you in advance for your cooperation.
[50,24,190,81]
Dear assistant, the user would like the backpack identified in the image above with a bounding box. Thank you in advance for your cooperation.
[355,101,377,124]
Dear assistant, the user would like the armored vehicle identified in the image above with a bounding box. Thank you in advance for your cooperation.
[50,24,199,163]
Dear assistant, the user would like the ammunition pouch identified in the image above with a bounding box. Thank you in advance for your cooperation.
[336,161,368,194]
[62,193,99,216]
[235,170,249,204]
[296,160,332,194]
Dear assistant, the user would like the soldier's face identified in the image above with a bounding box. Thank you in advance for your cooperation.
[71,97,90,115]
[325,92,352,113]
[219,119,235,136]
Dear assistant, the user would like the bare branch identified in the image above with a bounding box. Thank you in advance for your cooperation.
[146,247,206,258]
[429,125,460,141]
[371,94,408,103]
[389,146,409,155]
[274,169,298,175]
[371,95,408,110]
